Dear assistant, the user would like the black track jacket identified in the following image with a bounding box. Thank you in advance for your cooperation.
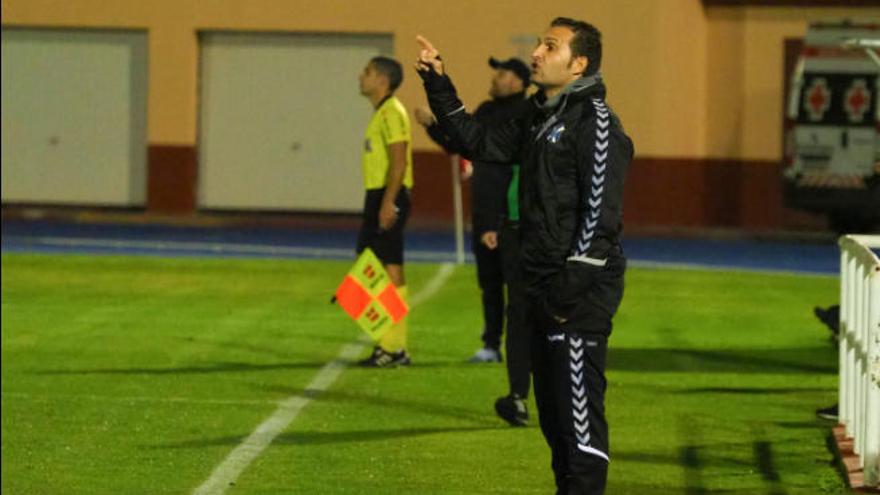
[422,71,634,333]
[425,92,529,239]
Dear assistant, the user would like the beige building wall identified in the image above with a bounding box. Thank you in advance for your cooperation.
[3,0,877,159]
[705,6,878,161]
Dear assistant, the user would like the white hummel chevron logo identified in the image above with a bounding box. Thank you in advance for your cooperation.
[567,333,593,451]
[570,98,614,259]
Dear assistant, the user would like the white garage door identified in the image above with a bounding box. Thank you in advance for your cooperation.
[198,32,393,212]
[1,29,148,206]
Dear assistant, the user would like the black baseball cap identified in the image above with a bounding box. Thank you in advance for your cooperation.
[488,57,530,86]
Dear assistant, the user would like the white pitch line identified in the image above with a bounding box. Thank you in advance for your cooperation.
[192,262,455,495]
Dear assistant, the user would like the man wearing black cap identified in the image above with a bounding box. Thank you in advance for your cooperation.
[416,57,530,408]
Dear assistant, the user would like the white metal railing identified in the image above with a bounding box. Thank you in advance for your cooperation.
[839,234,880,487]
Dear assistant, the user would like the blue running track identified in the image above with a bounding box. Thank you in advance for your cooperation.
[3,218,870,276]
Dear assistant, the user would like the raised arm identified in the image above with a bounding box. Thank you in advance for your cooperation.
[415,36,525,164]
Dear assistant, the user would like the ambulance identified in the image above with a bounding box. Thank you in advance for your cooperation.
[783,19,880,233]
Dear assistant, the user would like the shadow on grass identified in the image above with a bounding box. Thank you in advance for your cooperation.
[169,334,350,360]
[33,357,502,376]
[152,424,506,449]
[676,386,833,395]
[608,347,835,374]
[254,384,504,424]
[615,438,803,494]
[33,361,329,375]
[31,346,835,376]
[753,440,787,495]
[824,428,854,490]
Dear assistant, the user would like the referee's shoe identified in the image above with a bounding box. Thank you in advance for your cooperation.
[358,346,411,368]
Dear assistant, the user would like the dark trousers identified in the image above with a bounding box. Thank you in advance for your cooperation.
[500,221,530,398]
[474,237,505,350]
[530,266,624,495]
[532,330,609,494]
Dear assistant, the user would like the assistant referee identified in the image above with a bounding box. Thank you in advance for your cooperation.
[355,56,414,368]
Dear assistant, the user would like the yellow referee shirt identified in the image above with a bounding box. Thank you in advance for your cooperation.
[362,96,414,190]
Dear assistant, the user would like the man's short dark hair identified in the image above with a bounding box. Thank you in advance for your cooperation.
[370,56,403,93]
[551,17,602,76]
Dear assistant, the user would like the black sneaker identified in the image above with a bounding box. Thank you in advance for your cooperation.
[495,394,528,427]
[816,403,838,421]
[358,347,411,368]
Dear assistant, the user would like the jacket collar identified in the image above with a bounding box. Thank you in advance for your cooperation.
[534,73,605,113]
[531,73,605,142]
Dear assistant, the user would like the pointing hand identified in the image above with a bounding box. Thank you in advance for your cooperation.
[415,35,444,76]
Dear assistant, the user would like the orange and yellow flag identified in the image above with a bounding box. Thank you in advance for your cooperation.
[334,248,408,341]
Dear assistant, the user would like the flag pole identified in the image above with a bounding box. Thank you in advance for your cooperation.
[451,154,465,264]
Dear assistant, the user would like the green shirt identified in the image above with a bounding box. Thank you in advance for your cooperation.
[507,165,520,221]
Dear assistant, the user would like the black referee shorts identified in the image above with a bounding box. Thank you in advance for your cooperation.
[356,187,410,265]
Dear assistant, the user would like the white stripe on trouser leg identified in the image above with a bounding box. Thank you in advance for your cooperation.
[568,335,609,462]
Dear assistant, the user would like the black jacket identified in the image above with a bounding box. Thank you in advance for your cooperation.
[422,71,633,332]
[425,92,529,239]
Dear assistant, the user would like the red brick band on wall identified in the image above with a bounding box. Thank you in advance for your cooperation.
[147,145,198,214]
[624,157,824,232]
[141,146,824,231]
[411,153,826,232]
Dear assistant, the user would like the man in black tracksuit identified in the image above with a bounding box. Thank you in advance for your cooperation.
[416,58,530,365]
[416,17,632,494]
[416,57,533,426]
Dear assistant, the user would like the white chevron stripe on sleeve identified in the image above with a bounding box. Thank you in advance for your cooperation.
[571,98,611,258]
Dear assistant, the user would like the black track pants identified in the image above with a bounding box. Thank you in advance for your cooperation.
[532,330,609,495]
[500,221,530,397]
[474,240,505,349]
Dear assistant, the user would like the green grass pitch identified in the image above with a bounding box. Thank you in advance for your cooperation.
[1,253,846,494]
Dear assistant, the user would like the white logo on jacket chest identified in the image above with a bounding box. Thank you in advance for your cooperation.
[547,124,566,144]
